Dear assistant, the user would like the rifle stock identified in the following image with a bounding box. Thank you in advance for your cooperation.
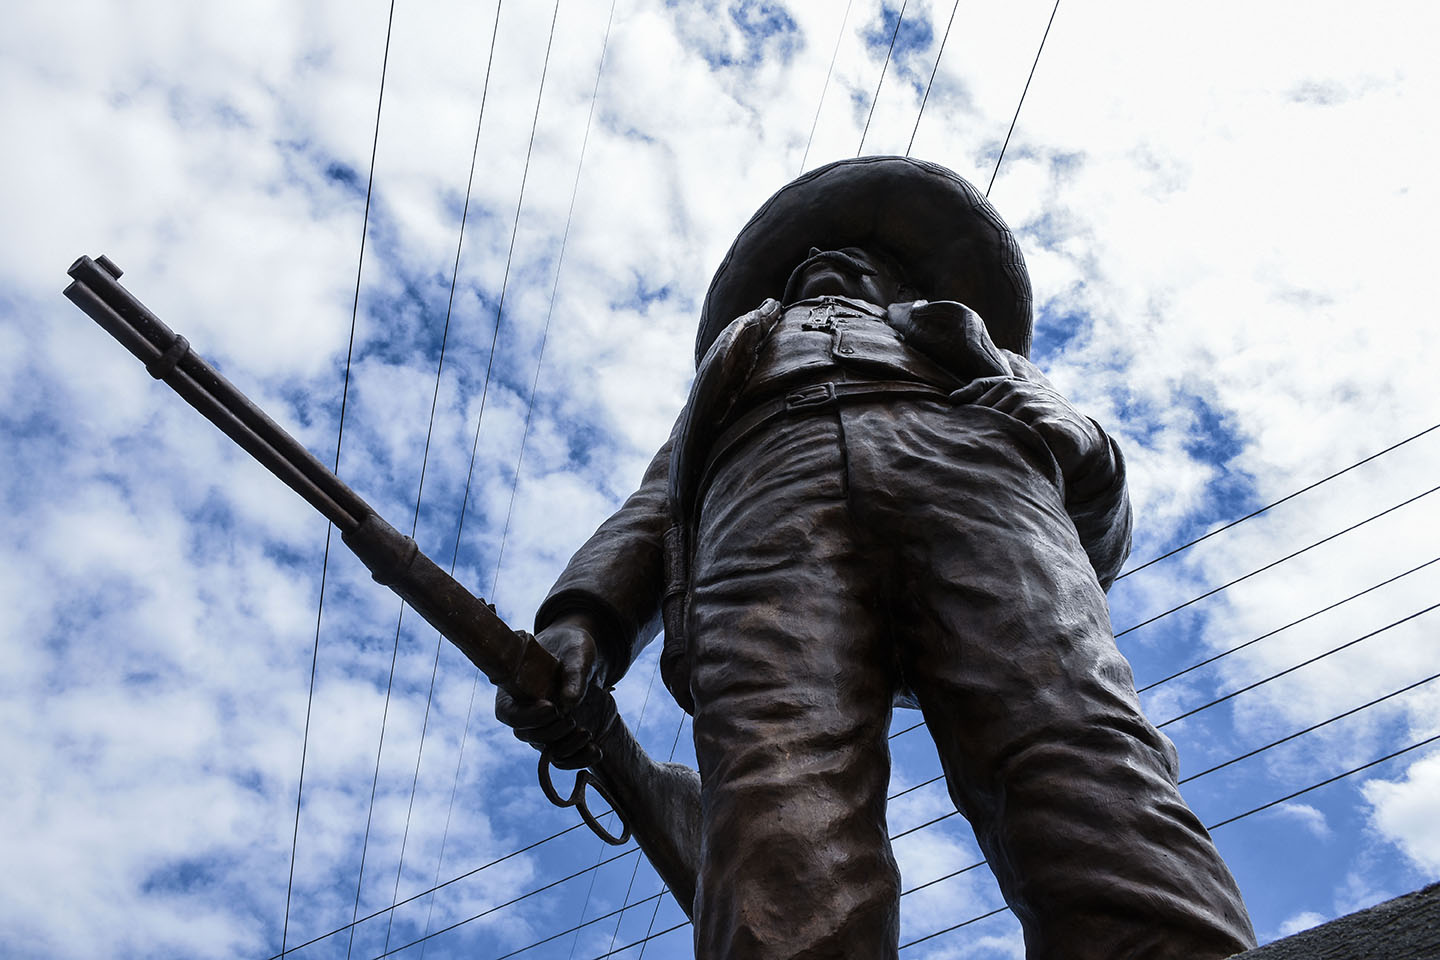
[63,254,701,919]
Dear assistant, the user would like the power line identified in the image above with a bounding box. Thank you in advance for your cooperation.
[888,663,1440,849]
[349,644,1440,960]
[1115,483,1440,640]
[414,6,620,954]
[986,0,1059,197]
[575,656,664,960]
[900,905,1011,951]
[1155,602,1439,729]
[800,0,853,173]
[371,847,643,960]
[279,2,396,954]
[906,0,960,156]
[378,4,564,956]
[1207,731,1440,829]
[378,9,517,934]
[1179,670,1440,784]
[1136,555,1440,693]
[492,891,668,960]
[263,817,598,959]
[857,0,909,156]
[1118,421,1440,581]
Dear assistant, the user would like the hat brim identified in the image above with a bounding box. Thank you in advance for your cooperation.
[698,156,1033,363]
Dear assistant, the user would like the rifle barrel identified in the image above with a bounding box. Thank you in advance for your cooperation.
[65,255,370,530]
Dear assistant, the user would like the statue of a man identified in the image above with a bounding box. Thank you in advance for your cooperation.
[498,157,1256,960]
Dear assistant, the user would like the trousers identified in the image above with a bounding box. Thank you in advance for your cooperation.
[684,398,1255,960]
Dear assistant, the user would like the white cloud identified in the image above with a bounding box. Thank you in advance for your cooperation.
[1363,750,1440,875]
[1277,909,1326,937]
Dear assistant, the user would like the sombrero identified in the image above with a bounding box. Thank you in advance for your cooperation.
[697,156,1033,362]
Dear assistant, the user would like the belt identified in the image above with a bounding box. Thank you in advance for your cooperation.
[691,379,952,513]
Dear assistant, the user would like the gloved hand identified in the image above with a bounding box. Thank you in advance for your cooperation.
[494,611,607,770]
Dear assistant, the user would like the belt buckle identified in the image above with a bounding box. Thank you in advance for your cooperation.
[785,382,837,413]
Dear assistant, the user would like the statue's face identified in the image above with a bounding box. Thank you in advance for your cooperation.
[784,247,902,305]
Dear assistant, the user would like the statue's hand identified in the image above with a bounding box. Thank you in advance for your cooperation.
[950,376,1109,483]
[494,611,605,770]
[885,300,1010,380]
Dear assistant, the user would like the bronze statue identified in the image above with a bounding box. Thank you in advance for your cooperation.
[502,155,1256,959]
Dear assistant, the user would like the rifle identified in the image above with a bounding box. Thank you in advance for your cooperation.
[63,254,701,918]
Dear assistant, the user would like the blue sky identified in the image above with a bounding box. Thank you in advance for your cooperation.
[2,1,1439,958]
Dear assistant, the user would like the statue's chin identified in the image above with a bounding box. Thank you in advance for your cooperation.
[791,271,862,302]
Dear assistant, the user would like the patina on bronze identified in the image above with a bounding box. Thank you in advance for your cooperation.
[496,157,1258,959]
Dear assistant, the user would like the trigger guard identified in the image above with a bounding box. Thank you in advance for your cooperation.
[537,750,631,846]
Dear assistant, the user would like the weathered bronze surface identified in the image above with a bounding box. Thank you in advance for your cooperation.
[496,157,1258,959]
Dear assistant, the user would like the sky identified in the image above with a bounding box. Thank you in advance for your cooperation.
[1,1,1438,958]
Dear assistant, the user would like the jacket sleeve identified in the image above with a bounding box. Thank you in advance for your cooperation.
[1004,351,1133,591]
[1063,430,1133,591]
[533,429,675,688]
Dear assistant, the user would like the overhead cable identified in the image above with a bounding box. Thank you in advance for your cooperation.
[1155,602,1438,729]
[1179,670,1440,784]
[857,0,909,156]
[906,0,961,156]
[380,5,564,958]
[1136,555,1440,692]
[263,817,597,959]
[370,847,642,960]
[1117,422,1440,582]
[986,0,1060,197]
[800,0,854,173]
[1115,483,1440,640]
[508,693,1440,960]
[280,1,396,955]
[416,6,620,955]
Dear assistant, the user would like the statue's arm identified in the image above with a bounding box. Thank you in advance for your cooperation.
[1058,423,1133,591]
[996,350,1132,590]
[533,431,674,688]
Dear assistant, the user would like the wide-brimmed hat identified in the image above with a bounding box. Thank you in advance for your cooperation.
[698,156,1033,362]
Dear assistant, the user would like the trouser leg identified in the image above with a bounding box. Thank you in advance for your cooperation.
[844,402,1256,960]
[687,415,900,960]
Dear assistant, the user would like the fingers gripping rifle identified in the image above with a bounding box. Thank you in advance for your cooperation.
[63,255,701,918]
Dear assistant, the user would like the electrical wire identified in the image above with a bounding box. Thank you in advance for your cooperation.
[857,0,909,156]
[377,4,564,955]
[1155,602,1439,729]
[413,5,620,953]
[799,0,853,174]
[1115,483,1440,640]
[986,0,1059,197]
[1179,670,1440,784]
[906,0,961,156]
[266,817,599,958]
[635,716,690,959]
[1136,555,1440,693]
[371,847,642,960]
[279,2,395,954]
[1117,421,1440,582]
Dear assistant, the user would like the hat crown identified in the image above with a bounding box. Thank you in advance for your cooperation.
[698,157,1033,363]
